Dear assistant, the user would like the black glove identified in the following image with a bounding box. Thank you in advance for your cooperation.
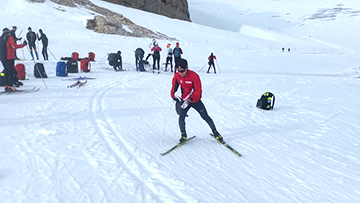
[23,40,27,46]
[19,37,22,41]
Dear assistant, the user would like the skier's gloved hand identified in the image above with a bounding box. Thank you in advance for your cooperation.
[19,37,22,41]
[180,99,190,109]
[23,40,27,46]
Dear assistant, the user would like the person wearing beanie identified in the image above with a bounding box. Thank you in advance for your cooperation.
[0,27,27,92]
[26,26,39,60]
[37,29,49,60]
[165,43,173,72]
[170,58,224,143]
[172,42,183,73]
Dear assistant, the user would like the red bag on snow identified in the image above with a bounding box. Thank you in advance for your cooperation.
[71,52,79,61]
[80,58,91,72]
[88,52,95,61]
[15,63,26,80]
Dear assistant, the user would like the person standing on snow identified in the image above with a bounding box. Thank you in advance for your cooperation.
[170,58,224,143]
[207,52,217,73]
[135,47,145,71]
[172,42,183,73]
[10,26,22,60]
[145,39,157,61]
[0,28,27,92]
[165,43,173,72]
[151,43,162,70]
[26,27,39,60]
[37,29,48,61]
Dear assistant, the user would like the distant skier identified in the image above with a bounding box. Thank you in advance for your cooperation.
[165,43,173,72]
[37,29,48,61]
[26,27,39,60]
[145,39,157,61]
[170,58,224,143]
[172,42,183,73]
[151,43,162,70]
[0,28,27,92]
[207,53,217,74]
[135,47,145,71]
[108,50,122,71]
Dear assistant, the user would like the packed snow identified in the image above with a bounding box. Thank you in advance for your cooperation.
[1,0,360,202]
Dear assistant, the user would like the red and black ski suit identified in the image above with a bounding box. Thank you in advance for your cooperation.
[0,33,25,87]
[170,69,216,133]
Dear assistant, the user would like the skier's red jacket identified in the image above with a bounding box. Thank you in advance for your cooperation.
[171,69,202,103]
[6,36,25,59]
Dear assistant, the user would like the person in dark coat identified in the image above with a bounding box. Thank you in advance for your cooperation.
[135,48,145,71]
[26,27,39,60]
[37,29,48,60]
[0,28,27,92]
[10,26,22,60]
[207,53,217,73]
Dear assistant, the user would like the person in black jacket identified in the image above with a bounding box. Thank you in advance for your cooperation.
[26,27,39,60]
[10,26,22,60]
[37,29,48,60]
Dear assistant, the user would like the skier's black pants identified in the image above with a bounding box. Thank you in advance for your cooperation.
[153,56,160,70]
[1,59,17,86]
[165,56,173,71]
[179,100,216,133]
[207,62,216,73]
[174,56,181,73]
[42,45,48,60]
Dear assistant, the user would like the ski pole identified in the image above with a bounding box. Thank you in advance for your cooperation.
[47,47,57,60]
[215,59,221,74]
[27,46,48,89]
[100,53,108,63]
[199,62,208,72]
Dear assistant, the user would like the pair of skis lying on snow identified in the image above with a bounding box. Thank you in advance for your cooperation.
[67,80,87,88]
[161,133,242,157]
[0,86,40,95]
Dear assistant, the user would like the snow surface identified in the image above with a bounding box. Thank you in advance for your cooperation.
[1,0,360,202]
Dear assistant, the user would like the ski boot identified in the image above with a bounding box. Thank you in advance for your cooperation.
[179,131,187,143]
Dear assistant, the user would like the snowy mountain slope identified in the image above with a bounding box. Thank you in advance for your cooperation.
[0,0,360,202]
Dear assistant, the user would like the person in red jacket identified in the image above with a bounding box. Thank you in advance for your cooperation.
[170,58,224,143]
[151,43,162,70]
[0,28,27,92]
[207,52,217,73]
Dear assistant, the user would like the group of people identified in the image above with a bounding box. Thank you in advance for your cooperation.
[0,26,49,92]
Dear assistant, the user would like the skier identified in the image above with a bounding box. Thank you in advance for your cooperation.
[170,58,224,143]
[135,48,145,71]
[108,51,122,71]
[165,43,173,72]
[0,28,27,92]
[172,42,183,73]
[207,53,217,73]
[151,43,162,70]
[145,39,156,61]
[10,26,22,60]
[37,29,48,61]
[26,27,39,60]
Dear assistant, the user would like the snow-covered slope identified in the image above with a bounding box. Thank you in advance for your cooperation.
[0,0,360,202]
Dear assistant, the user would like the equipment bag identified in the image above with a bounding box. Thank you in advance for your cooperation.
[56,61,68,77]
[71,52,79,61]
[34,63,48,78]
[67,60,78,73]
[88,52,95,61]
[0,71,5,86]
[256,92,275,110]
[15,63,26,80]
[80,58,91,72]
[107,53,118,63]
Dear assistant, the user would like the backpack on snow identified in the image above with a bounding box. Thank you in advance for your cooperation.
[15,63,26,80]
[108,53,119,63]
[67,60,78,73]
[80,58,91,72]
[56,61,68,77]
[34,63,48,78]
[256,92,275,110]
[88,52,95,61]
